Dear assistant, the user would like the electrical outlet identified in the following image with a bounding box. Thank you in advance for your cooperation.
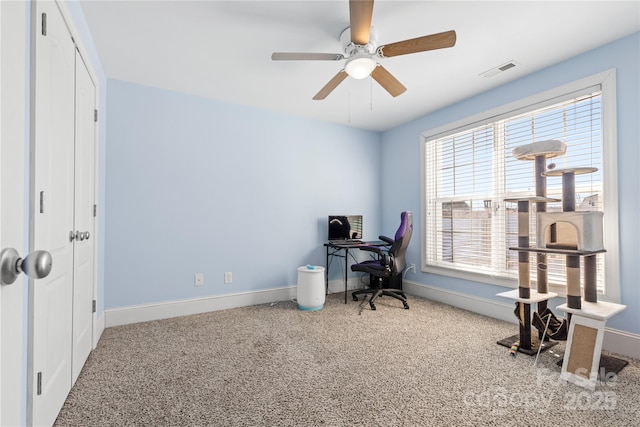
[195,273,204,286]
[224,272,232,284]
[408,264,416,274]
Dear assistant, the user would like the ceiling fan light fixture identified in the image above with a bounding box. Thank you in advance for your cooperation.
[345,55,376,79]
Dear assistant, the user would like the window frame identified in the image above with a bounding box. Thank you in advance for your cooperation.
[420,69,620,303]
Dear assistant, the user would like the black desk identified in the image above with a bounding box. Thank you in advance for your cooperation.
[324,241,390,304]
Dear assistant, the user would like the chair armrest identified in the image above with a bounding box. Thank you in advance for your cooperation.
[379,235,394,245]
[358,245,384,255]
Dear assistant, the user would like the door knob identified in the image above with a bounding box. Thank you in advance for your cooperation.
[0,248,53,285]
[70,231,90,242]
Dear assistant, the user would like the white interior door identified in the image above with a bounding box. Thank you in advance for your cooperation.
[30,1,76,425]
[0,2,28,425]
[71,50,96,383]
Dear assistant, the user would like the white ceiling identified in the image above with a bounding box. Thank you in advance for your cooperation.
[80,0,640,132]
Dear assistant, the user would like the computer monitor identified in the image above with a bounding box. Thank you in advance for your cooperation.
[328,215,363,240]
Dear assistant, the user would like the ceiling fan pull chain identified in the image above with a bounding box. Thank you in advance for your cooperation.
[370,76,373,110]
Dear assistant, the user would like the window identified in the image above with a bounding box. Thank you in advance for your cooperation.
[421,70,619,302]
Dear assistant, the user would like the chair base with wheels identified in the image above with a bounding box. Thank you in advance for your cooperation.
[352,275,409,310]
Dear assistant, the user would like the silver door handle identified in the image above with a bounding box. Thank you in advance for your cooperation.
[70,231,90,241]
[0,248,52,285]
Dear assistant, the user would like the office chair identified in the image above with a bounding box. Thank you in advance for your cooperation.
[351,211,413,310]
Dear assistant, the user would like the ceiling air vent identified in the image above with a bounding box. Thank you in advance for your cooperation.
[480,60,518,78]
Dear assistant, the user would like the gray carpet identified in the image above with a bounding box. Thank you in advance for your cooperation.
[55,293,640,426]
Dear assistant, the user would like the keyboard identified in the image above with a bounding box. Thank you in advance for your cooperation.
[330,240,363,245]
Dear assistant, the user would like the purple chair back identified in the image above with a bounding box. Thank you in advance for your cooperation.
[390,211,413,274]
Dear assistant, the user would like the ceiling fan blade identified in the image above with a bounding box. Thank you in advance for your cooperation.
[313,70,348,100]
[349,0,374,45]
[271,52,344,61]
[371,65,406,97]
[378,30,457,58]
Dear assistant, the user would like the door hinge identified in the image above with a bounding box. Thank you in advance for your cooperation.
[92,300,96,313]
[37,372,42,395]
[94,109,98,122]
[41,13,47,36]
[93,204,97,217]
[39,191,45,214]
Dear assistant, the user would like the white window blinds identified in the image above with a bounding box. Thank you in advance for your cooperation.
[424,90,605,293]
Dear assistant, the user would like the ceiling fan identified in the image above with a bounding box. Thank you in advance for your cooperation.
[271,0,457,100]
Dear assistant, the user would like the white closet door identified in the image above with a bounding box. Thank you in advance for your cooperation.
[0,1,28,425]
[71,50,96,384]
[30,1,76,425]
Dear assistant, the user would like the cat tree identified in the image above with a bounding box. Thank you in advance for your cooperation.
[496,140,626,388]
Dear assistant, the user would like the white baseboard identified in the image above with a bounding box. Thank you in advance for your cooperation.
[94,310,105,348]
[403,280,518,324]
[404,280,640,360]
[327,278,365,295]
[105,280,360,328]
[105,286,297,327]
[602,327,640,360]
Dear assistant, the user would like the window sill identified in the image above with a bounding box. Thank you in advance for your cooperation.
[423,264,611,302]
[422,264,517,289]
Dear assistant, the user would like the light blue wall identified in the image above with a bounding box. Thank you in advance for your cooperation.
[105,81,381,308]
[381,32,640,335]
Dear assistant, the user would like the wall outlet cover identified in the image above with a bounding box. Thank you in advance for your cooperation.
[195,273,204,286]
